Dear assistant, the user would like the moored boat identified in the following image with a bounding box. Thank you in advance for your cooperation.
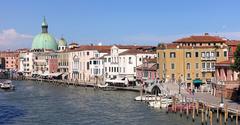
[134,94,163,101]
[0,80,15,90]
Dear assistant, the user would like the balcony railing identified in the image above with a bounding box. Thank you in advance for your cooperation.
[202,68,215,72]
[201,57,216,61]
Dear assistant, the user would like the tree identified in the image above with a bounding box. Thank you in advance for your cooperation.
[231,44,240,79]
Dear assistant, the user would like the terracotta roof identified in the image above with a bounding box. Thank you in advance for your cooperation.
[69,42,79,45]
[174,34,226,43]
[68,45,111,53]
[226,40,240,46]
[158,43,227,49]
[115,45,155,49]
[136,63,157,71]
[119,48,155,55]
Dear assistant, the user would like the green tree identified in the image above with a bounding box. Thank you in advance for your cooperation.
[231,44,240,78]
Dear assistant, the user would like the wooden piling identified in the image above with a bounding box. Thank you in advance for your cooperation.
[186,102,189,119]
[205,104,208,125]
[210,111,213,125]
[201,109,204,125]
[160,96,162,109]
[217,106,219,122]
[192,102,195,122]
[224,104,227,124]
[196,100,199,116]
[220,109,222,125]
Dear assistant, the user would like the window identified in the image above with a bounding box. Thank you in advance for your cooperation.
[202,63,205,69]
[187,63,190,70]
[109,67,111,72]
[186,52,191,58]
[216,52,220,57]
[158,53,160,58]
[108,58,111,62]
[207,63,210,69]
[211,62,215,69]
[171,63,175,69]
[139,58,142,62]
[201,52,205,58]
[224,51,227,57]
[196,73,199,78]
[163,52,165,58]
[187,73,191,80]
[129,57,132,64]
[171,74,175,80]
[86,52,89,56]
[105,67,107,72]
[104,58,107,62]
[163,63,166,70]
[170,52,176,58]
[195,52,199,57]
[195,63,199,69]
[123,67,125,73]
[202,72,206,77]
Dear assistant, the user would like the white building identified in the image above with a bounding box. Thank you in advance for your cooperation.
[68,45,111,82]
[103,45,156,85]
[19,51,34,76]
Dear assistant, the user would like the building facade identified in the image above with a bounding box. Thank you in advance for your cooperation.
[157,34,229,89]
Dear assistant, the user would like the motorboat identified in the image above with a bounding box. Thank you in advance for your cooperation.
[97,83,116,91]
[0,80,15,90]
[134,94,164,101]
[148,97,173,108]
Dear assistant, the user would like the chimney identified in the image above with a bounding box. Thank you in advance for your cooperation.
[204,33,209,36]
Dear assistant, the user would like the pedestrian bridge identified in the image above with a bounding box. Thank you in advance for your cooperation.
[145,80,187,96]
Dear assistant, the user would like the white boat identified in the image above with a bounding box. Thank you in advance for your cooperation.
[97,83,116,91]
[148,97,173,108]
[134,94,163,101]
[0,80,15,90]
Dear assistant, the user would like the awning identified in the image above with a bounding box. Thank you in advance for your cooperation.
[193,79,202,86]
[49,72,63,77]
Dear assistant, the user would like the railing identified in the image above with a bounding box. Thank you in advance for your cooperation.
[201,57,216,60]
[202,68,215,72]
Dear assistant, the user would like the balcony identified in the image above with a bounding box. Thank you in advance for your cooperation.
[201,57,216,61]
[202,68,215,72]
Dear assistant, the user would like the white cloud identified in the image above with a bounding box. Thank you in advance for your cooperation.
[0,28,33,50]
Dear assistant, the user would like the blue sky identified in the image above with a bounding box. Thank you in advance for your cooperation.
[1,0,240,50]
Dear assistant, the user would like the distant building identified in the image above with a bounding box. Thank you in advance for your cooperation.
[103,45,156,85]
[157,34,229,89]
[136,58,158,84]
[213,40,240,101]
[0,51,20,71]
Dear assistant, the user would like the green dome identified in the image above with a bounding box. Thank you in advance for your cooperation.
[31,17,58,50]
[32,33,58,50]
[58,37,67,46]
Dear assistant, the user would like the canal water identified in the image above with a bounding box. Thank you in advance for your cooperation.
[0,80,236,125]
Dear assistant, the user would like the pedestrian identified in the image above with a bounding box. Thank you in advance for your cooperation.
[192,89,195,95]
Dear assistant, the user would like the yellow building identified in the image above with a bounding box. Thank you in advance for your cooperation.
[157,34,229,89]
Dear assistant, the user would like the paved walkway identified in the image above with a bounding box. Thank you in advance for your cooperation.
[184,92,240,112]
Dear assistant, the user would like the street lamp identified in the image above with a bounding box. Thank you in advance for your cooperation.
[219,80,224,108]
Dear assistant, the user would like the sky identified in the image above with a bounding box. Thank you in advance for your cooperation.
[1,0,240,50]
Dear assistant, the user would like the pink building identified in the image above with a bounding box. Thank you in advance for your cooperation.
[213,40,240,101]
[136,58,158,84]
[48,58,58,73]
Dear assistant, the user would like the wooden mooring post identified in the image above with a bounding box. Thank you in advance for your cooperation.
[217,106,219,122]
[196,100,199,116]
[192,101,195,122]
[210,111,213,125]
[201,109,204,125]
